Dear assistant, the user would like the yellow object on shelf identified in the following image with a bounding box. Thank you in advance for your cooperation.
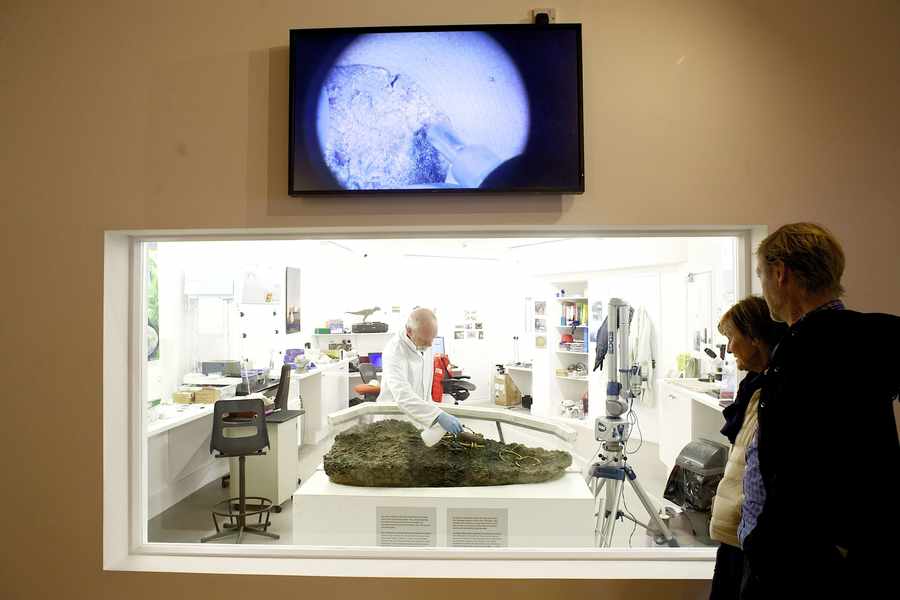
[172,391,194,404]
[193,387,222,404]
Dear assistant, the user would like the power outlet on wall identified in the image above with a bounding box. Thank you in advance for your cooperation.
[531,8,557,23]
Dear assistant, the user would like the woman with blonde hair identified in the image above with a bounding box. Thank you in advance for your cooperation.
[708,296,787,600]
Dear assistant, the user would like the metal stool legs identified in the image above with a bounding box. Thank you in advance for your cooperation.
[201,456,280,543]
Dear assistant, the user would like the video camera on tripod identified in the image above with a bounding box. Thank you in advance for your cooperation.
[588,298,679,547]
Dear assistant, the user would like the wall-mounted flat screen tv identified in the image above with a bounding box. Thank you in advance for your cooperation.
[289,24,583,195]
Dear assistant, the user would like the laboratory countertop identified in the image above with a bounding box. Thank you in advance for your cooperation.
[664,378,728,413]
[182,362,343,387]
[147,393,307,437]
[147,403,216,437]
[151,363,351,437]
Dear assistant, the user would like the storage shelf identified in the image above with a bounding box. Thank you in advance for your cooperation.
[555,325,588,329]
[313,332,392,336]
[556,350,588,355]
[505,366,532,374]
[555,375,589,382]
[556,296,588,302]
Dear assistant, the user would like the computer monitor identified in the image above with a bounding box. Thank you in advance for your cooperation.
[432,336,445,355]
[368,352,383,370]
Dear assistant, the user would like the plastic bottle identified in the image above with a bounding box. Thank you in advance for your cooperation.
[420,422,447,447]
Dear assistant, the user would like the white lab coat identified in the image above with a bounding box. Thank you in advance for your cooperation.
[628,306,656,405]
[377,332,442,428]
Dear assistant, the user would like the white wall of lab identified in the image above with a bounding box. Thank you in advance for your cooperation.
[153,237,738,423]
[154,240,521,405]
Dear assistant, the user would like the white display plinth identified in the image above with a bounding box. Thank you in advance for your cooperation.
[292,469,596,547]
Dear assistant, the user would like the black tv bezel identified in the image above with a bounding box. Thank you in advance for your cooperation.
[288,23,584,196]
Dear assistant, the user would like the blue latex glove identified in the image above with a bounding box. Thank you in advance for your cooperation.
[435,411,462,435]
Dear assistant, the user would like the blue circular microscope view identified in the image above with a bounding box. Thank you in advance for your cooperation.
[316,32,530,190]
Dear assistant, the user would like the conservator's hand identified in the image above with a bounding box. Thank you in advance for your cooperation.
[435,411,462,435]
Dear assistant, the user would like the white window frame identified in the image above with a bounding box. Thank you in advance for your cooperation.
[103,224,765,578]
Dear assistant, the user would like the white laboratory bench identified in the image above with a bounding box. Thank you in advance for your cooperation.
[293,467,595,547]
[658,379,730,471]
[146,360,350,518]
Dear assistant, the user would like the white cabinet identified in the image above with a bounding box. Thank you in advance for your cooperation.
[299,361,350,446]
[658,379,730,471]
[659,381,693,471]
[230,417,299,507]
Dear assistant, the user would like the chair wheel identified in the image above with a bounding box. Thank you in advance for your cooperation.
[272,505,282,514]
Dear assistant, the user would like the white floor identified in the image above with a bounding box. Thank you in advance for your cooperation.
[148,413,708,548]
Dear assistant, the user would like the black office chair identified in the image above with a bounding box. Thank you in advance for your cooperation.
[273,363,293,411]
[442,375,476,405]
[353,363,381,404]
[201,398,279,543]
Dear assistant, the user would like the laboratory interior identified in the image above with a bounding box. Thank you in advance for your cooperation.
[145,234,744,548]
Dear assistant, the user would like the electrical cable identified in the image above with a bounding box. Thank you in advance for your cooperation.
[625,407,644,455]
[620,484,639,548]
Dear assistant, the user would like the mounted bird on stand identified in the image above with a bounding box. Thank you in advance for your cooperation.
[346,307,389,333]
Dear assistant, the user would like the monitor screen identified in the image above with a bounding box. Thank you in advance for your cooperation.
[368,352,383,369]
[432,336,445,355]
[289,24,583,195]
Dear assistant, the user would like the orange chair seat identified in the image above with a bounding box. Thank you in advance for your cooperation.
[354,384,380,395]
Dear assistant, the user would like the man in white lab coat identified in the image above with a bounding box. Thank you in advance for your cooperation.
[377,308,463,435]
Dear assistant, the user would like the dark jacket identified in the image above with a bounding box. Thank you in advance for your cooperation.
[721,371,765,444]
[746,309,900,596]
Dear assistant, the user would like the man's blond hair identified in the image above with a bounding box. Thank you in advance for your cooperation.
[756,222,845,297]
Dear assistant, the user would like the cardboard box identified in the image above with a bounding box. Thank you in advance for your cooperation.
[194,387,222,404]
[494,374,522,406]
[172,390,195,404]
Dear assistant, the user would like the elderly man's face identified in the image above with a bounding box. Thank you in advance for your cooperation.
[408,317,438,349]
[757,256,785,323]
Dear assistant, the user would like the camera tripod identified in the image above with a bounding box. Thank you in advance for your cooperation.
[587,428,679,548]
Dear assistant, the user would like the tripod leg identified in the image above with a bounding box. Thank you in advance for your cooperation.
[598,477,623,547]
[628,475,679,547]
[591,477,608,542]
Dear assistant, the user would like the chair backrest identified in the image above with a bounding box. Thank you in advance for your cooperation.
[209,398,269,458]
[273,363,293,411]
[358,363,378,384]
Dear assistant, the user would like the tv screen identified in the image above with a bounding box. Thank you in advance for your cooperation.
[289,24,583,195]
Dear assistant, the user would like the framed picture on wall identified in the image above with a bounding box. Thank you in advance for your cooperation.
[454,330,464,340]
[534,318,546,333]
[534,300,546,315]
[535,335,547,349]
[285,267,302,334]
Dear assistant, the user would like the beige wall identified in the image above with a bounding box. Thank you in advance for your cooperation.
[3,0,899,598]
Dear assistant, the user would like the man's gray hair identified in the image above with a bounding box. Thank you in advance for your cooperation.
[406,307,437,331]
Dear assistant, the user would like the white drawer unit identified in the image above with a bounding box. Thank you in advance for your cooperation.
[658,380,730,471]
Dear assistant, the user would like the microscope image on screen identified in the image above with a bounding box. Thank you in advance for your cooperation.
[315,32,530,190]
[290,26,583,194]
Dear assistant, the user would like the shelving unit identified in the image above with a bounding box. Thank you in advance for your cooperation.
[311,331,393,361]
[546,280,595,420]
[312,332,393,337]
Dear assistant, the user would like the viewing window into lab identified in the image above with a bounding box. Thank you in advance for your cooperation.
[143,235,743,549]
